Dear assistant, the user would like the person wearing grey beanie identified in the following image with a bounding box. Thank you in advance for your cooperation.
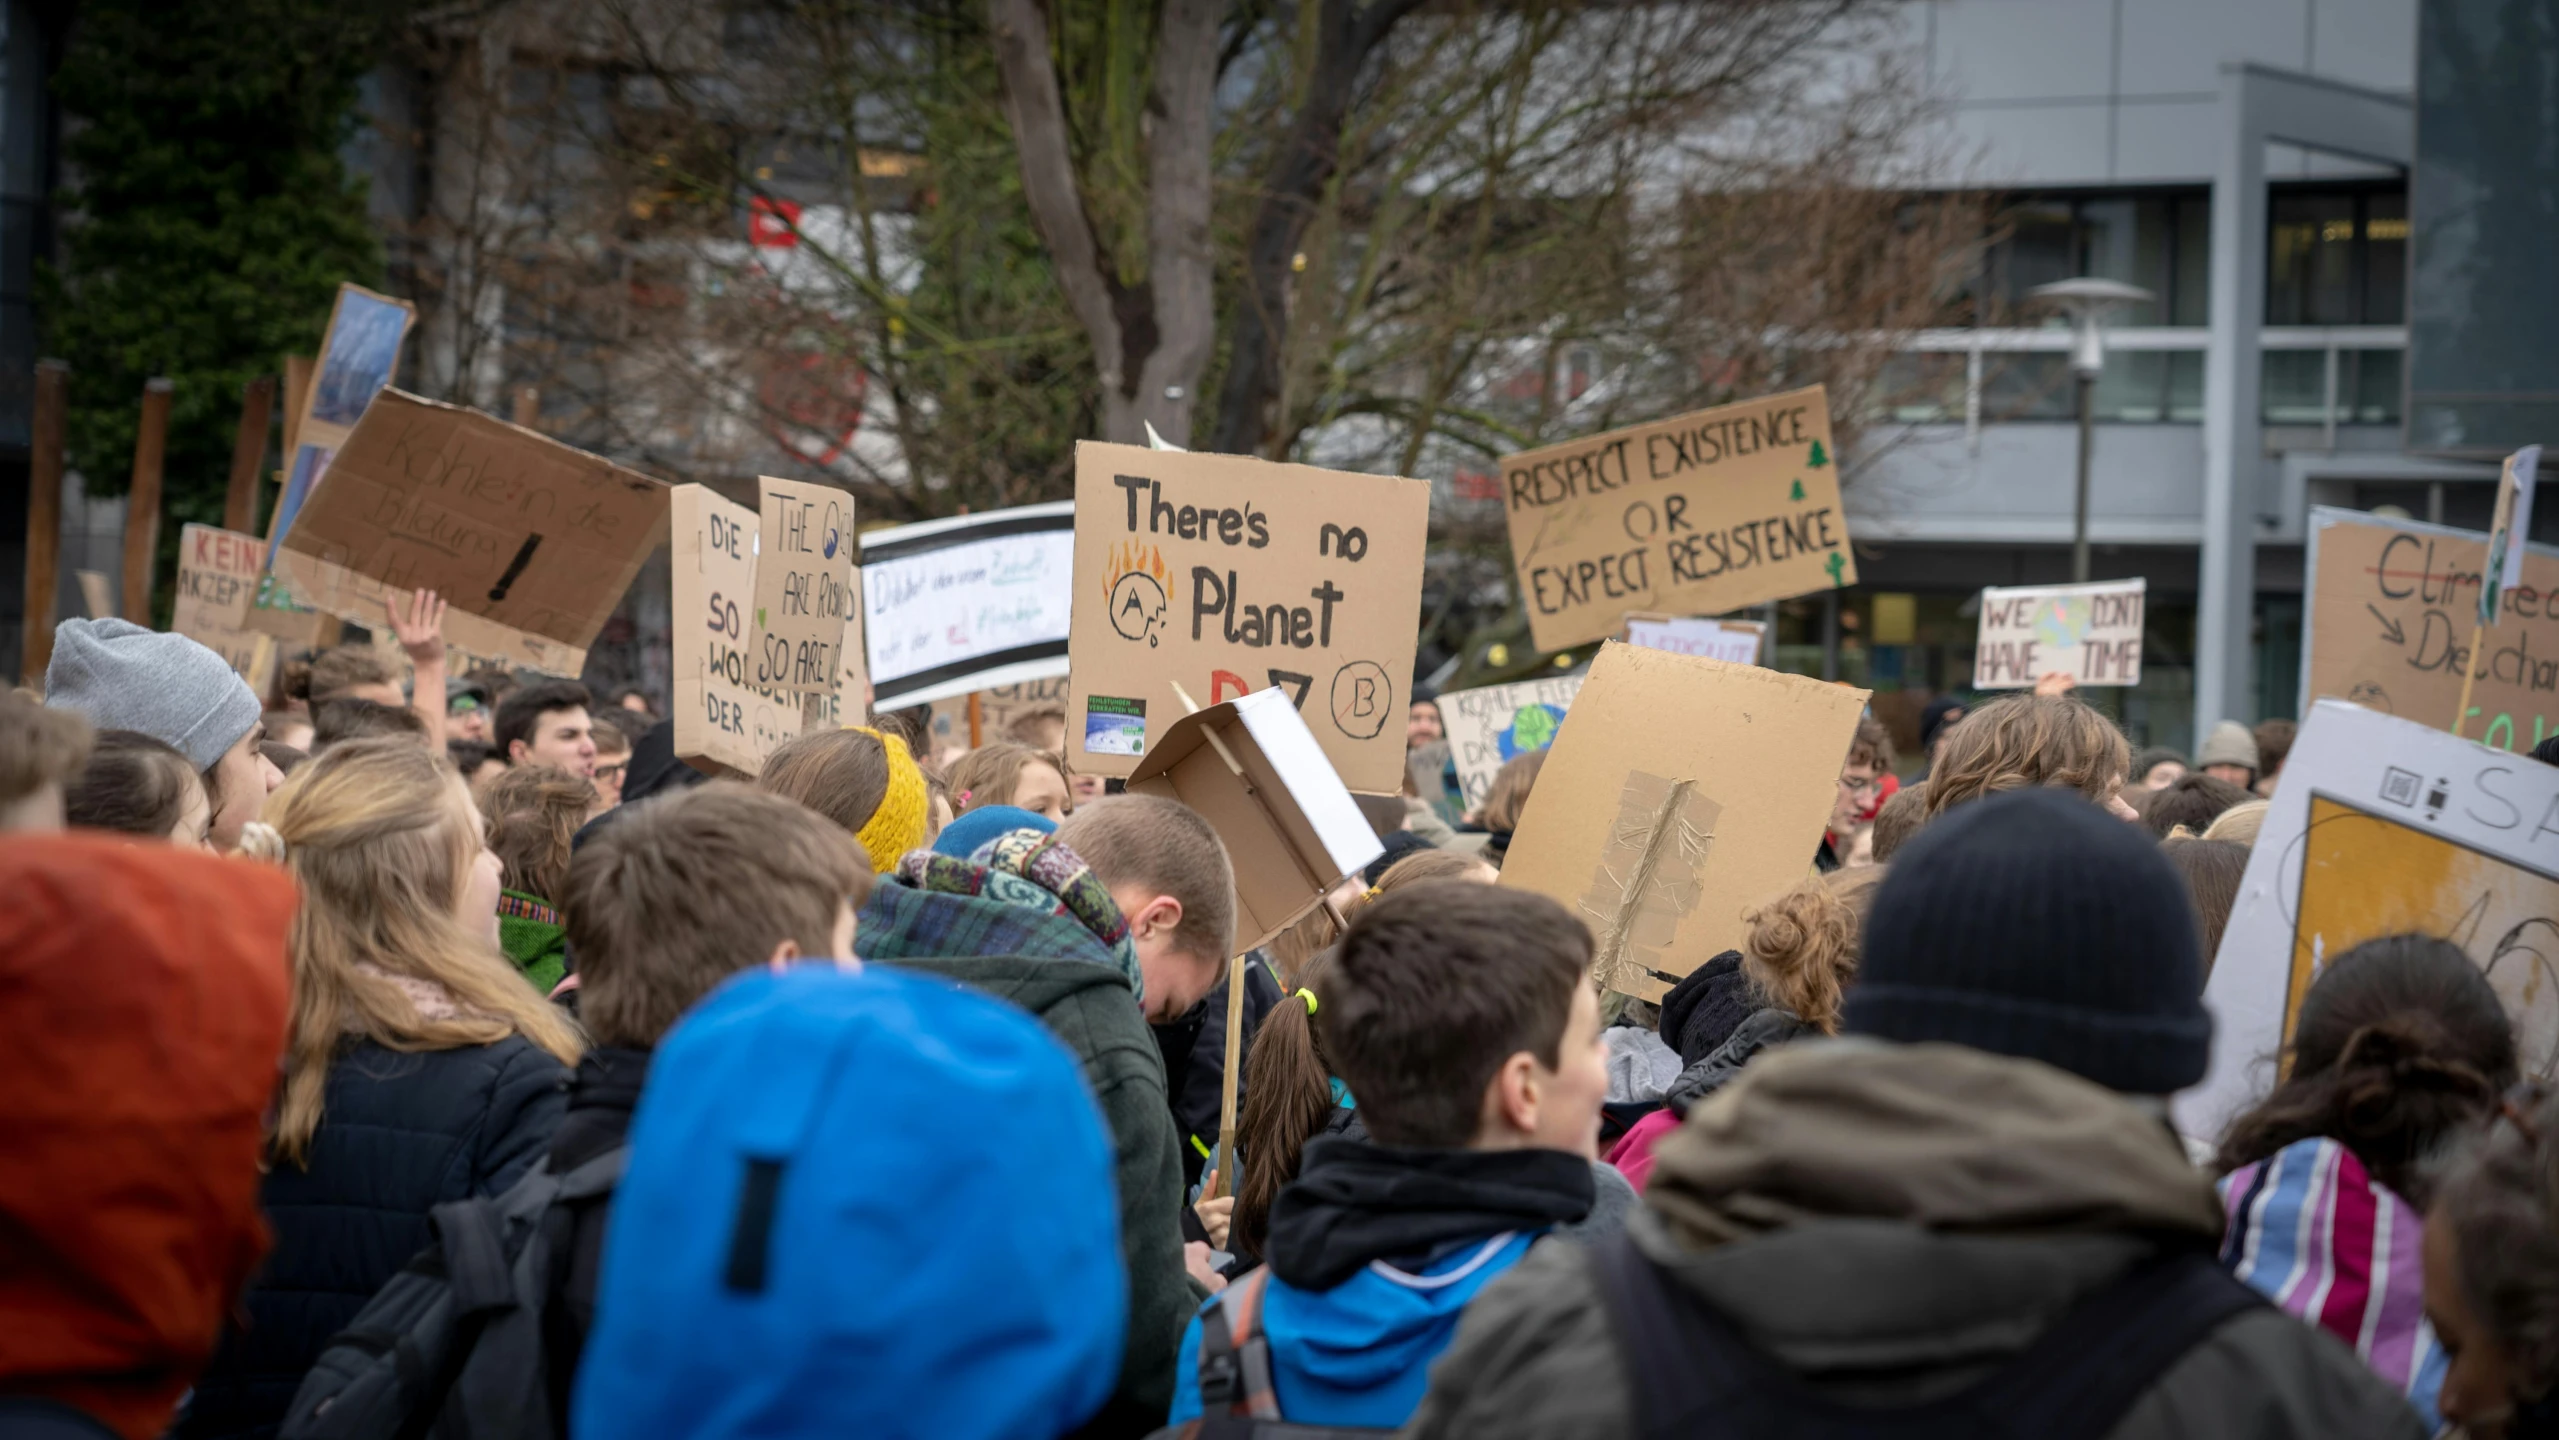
[46,618,281,851]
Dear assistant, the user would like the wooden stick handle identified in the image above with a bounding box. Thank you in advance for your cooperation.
[2452,622,2486,736]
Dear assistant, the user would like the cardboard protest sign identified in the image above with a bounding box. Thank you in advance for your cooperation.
[2176,700,2559,1144]
[171,525,279,694]
[1067,441,1428,793]
[270,389,666,675]
[2302,507,2559,751]
[744,476,856,695]
[668,485,817,776]
[863,501,1074,710]
[1128,687,1385,953]
[1621,613,1766,666]
[1502,385,1853,653]
[1971,578,2146,689]
[1497,642,1869,1002]
[926,676,1072,753]
[1440,675,1587,812]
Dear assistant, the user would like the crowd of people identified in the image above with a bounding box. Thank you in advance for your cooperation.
[7,607,2559,1440]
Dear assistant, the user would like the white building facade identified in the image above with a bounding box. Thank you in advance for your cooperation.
[1831,0,2472,755]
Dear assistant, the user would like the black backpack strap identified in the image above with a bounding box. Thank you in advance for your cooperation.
[1976,1249,2267,1438]
[1195,1269,1284,1438]
[1588,1231,1754,1437]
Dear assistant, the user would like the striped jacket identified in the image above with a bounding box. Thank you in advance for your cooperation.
[2219,1136,2445,1433]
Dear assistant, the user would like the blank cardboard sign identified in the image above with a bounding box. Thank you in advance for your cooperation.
[1128,687,1386,954]
[1067,440,1429,793]
[1503,385,1853,653]
[1497,642,1868,1001]
[277,389,666,660]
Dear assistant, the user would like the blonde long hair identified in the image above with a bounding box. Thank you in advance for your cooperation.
[266,738,583,1164]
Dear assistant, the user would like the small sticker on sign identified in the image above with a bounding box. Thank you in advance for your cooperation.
[1085,696,1148,756]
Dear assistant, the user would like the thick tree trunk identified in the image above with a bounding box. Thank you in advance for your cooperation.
[1209,0,1423,457]
[989,0,1220,447]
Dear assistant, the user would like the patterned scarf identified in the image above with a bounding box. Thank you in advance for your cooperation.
[894,829,1143,998]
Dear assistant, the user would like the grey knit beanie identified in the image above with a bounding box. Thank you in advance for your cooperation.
[45,619,261,771]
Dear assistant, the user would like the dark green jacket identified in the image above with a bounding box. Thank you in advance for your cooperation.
[861,881,1202,1435]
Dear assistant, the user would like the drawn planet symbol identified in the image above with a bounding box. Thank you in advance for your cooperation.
[824,527,839,559]
[1507,704,1560,754]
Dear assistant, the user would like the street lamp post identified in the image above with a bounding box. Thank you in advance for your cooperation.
[2029,278,2153,584]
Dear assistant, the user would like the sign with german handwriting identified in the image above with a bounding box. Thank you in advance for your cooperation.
[2304,506,2559,751]
[1971,579,2146,688]
[1066,441,1429,792]
[170,524,277,694]
[1441,674,1586,812]
[670,485,810,776]
[1502,385,1853,652]
[745,476,855,695]
[862,501,1074,710]
[275,389,666,665]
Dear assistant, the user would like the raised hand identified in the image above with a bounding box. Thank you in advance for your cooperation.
[388,588,448,670]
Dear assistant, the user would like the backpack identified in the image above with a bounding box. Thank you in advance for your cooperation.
[1589,1231,2267,1438]
[1152,1269,1396,1440]
[278,1146,626,1440]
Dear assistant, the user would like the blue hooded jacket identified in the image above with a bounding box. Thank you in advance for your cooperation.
[1168,1140,1593,1428]
[570,964,1126,1440]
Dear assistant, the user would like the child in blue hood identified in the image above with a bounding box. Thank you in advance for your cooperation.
[1168,883,1610,1429]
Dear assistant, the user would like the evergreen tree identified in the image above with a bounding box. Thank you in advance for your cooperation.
[40,0,396,617]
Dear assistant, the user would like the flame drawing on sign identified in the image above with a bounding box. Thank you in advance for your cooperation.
[1104,541,1172,646]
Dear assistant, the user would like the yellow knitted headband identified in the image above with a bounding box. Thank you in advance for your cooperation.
[853,726,929,874]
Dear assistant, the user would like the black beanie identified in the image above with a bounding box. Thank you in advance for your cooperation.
[1658,951,1757,1067]
[1362,830,1433,887]
[1843,787,2211,1094]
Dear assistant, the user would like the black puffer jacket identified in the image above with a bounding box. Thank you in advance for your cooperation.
[1153,953,1284,1188]
[175,1037,570,1440]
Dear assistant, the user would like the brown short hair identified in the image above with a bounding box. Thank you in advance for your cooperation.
[589,710,632,756]
[284,644,394,703]
[758,728,890,832]
[1846,716,1894,772]
[1477,748,1547,832]
[1921,693,2130,820]
[1321,882,1590,1147]
[1003,703,1068,747]
[480,764,594,902]
[945,741,1070,815]
[1376,847,1492,891]
[1056,795,1235,962]
[2,691,93,810]
[64,730,200,838]
[2141,772,2255,840]
[2252,718,2296,778]
[1870,781,1928,863]
[312,697,429,752]
[2160,835,2248,969]
[563,783,873,1049]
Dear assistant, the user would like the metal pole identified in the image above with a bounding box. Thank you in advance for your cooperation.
[2073,369,2095,584]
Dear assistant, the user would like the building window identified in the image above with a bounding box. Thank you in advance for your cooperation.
[1979,190,2211,327]
[2266,186,2407,325]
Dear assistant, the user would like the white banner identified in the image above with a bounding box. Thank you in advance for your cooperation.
[862,502,1074,710]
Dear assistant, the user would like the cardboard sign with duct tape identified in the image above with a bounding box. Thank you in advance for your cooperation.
[1496,642,1868,1002]
[1067,440,1429,794]
[1503,385,1853,653]
[272,389,666,674]
[1128,687,1386,954]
